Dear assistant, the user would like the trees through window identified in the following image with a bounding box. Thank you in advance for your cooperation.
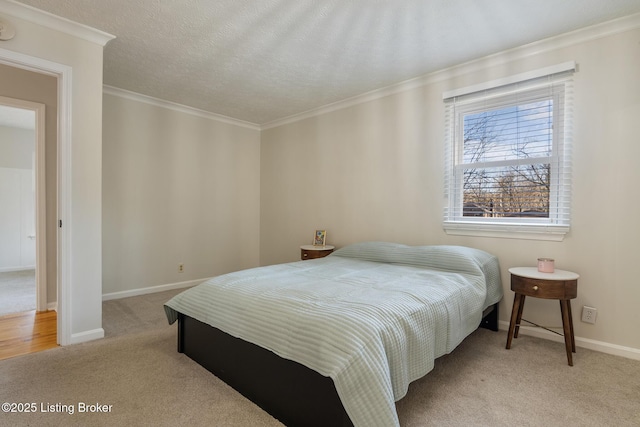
[461,99,553,218]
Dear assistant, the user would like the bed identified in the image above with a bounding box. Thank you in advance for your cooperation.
[164,242,503,427]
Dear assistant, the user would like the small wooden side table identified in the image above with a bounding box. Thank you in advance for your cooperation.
[506,267,579,366]
[300,245,335,260]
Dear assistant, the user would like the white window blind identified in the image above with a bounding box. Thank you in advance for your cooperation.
[443,66,574,241]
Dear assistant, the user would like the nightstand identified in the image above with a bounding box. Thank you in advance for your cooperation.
[506,267,579,366]
[300,245,335,260]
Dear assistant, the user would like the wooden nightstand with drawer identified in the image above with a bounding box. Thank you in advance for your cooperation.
[506,267,579,366]
[300,245,335,260]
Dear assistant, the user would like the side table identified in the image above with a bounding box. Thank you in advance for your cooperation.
[300,245,335,260]
[506,267,579,366]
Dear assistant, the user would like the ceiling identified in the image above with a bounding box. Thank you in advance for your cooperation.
[8,0,640,126]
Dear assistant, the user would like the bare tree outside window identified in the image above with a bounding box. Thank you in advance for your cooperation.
[461,100,552,218]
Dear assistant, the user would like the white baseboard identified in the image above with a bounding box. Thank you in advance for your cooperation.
[102,278,209,301]
[38,279,201,312]
[0,266,36,273]
[61,279,206,346]
[70,328,105,344]
[498,320,640,361]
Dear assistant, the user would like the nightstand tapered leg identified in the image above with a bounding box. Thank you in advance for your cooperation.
[567,300,575,352]
[506,293,524,349]
[560,300,574,366]
[514,294,525,338]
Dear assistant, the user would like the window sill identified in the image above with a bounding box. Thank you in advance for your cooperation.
[443,221,569,242]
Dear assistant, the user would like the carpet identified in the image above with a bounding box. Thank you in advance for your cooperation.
[0,270,36,316]
[0,288,638,426]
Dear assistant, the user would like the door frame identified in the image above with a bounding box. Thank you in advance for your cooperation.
[0,47,72,345]
[0,96,46,311]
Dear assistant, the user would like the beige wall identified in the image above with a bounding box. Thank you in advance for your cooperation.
[102,94,261,295]
[0,64,57,304]
[260,27,640,352]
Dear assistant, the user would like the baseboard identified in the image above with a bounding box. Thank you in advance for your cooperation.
[102,278,209,301]
[498,320,640,361]
[0,266,35,273]
[70,328,105,344]
[41,279,202,311]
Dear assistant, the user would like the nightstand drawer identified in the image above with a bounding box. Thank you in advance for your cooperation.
[300,245,335,260]
[511,275,577,299]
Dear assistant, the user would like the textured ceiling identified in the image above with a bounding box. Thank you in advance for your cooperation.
[9,0,640,125]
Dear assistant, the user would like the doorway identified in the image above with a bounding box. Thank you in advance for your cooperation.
[0,46,73,346]
[0,99,46,317]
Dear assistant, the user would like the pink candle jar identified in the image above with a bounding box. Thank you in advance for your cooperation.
[537,258,555,273]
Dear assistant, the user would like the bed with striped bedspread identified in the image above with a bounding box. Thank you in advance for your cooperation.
[165,242,503,427]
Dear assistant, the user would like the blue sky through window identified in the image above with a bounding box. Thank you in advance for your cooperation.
[463,99,553,164]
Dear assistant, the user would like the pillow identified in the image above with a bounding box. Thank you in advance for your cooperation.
[331,241,496,276]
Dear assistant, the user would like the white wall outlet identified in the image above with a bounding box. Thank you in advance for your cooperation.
[581,306,597,324]
[178,263,184,273]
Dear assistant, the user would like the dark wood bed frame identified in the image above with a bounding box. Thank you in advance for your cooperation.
[176,303,499,427]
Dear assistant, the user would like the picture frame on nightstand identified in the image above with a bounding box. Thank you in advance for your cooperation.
[313,230,326,246]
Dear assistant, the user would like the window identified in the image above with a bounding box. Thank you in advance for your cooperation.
[443,64,575,241]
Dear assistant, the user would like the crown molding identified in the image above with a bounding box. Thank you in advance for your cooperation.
[261,12,640,130]
[0,0,115,46]
[103,85,261,131]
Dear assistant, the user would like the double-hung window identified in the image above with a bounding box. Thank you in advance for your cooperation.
[443,63,575,241]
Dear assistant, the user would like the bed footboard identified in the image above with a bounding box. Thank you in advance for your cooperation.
[177,313,353,427]
[176,303,499,426]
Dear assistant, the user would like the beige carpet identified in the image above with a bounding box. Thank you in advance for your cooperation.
[0,289,638,426]
[0,270,36,316]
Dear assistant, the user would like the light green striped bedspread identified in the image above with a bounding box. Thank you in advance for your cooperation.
[165,242,502,427]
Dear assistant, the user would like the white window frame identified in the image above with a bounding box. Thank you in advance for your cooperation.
[443,63,575,241]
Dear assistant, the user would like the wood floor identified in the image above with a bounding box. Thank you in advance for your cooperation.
[0,310,58,360]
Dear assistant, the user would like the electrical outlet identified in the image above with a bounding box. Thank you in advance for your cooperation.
[178,263,184,273]
[581,306,597,324]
